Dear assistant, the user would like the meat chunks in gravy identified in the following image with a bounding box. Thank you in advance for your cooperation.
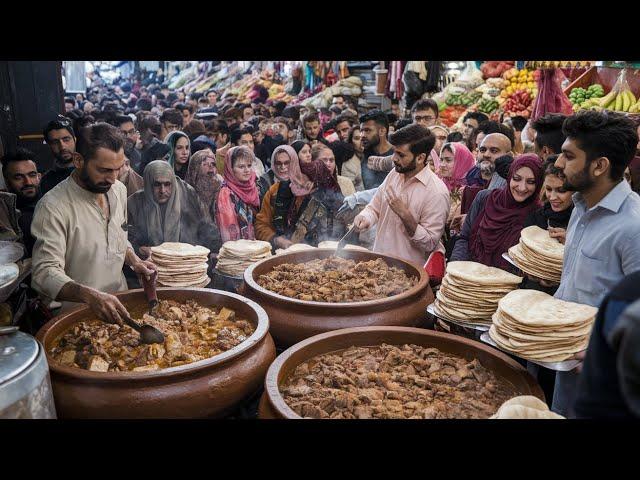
[281,344,519,419]
[257,256,418,302]
[50,300,255,372]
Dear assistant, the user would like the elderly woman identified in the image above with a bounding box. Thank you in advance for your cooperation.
[256,146,345,249]
[184,149,223,222]
[258,145,295,203]
[165,130,191,180]
[127,160,221,260]
[213,146,261,242]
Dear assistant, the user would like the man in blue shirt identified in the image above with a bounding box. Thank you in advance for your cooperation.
[552,110,640,417]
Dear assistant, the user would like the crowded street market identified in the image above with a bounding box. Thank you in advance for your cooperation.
[1,59,639,420]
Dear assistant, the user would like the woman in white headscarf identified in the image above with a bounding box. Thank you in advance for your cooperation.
[127,160,221,259]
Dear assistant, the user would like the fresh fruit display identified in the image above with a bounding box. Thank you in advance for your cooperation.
[569,84,606,111]
[480,61,515,79]
[500,68,538,99]
[595,88,637,113]
[503,89,534,118]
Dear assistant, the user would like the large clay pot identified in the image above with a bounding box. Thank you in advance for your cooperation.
[259,326,544,419]
[243,249,434,348]
[37,288,275,419]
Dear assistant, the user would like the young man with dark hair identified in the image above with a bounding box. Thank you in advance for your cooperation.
[205,89,218,108]
[1,148,41,256]
[354,124,450,267]
[390,98,401,118]
[31,122,156,323]
[301,111,327,145]
[334,113,354,142]
[113,115,142,174]
[41,116,77,196]
[462,112,489,145]
[135,98,152,112]
[359,109,394,189]
[531,113,568,161]
[550,111,640,418]
[64,97,76,113]
[332,95,346,110]
[159,108,183,139]
[137,115,170,175]
[410,99,439,128]
[175,102,195,126]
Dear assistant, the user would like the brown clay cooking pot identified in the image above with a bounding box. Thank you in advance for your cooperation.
[37,288,276,419]
[259,326,544,419]
[243,249,434,348]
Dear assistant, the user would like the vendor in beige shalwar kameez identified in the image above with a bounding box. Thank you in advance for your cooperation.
[31,123,156,323]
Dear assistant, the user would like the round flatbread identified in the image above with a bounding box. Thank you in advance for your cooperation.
[151,242,210,258]
[491,404,564,419]
[520,225,565,261]
[498,290,597,327]
[446,261,523,286]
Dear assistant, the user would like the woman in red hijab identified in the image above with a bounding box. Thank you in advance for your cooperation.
[449,154,544,271]
[213,146,261,242]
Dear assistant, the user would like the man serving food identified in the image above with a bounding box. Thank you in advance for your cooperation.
[31,123,156,324]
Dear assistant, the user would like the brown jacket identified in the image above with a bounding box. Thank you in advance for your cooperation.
[0,192,22,243]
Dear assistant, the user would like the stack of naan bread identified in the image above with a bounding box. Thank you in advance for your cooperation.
[489,289,597,362]
[491,396,565,419]
[215,240,272,277]
[275,244,316,256]
[150,242,211,288]
[508,226,564,283]
[433,261,523,326]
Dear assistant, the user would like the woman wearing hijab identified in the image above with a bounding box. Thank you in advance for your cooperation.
[256,144,345,249]
[127,160,221,259]
[164,130,191,180]
[436,142,477,235]
[213,146,261,242]
[291,140,312,165]
[258,145,294,203]
[450,154,544,272]
[184,149,224,222]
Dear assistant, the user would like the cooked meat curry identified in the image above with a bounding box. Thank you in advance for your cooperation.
[281,344,519,419]
[49,300,255,372]
[257,256,418,302]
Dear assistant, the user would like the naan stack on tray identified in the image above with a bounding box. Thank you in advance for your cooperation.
[489,289,597,362]
[150,242,211,288]
[216,240,272,277]
[508,226,564,283]
[433,261,523,326]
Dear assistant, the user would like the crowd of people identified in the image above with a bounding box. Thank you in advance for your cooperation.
[2,66,640,419]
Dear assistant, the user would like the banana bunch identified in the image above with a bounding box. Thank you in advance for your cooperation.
[596,88,637,112]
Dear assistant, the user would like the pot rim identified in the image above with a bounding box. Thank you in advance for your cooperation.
[36,288,270,381]
[264,325,543,419]
[244,248,428,308]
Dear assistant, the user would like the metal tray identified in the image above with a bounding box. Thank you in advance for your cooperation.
[426,303,490,332]
[480,332,581,372]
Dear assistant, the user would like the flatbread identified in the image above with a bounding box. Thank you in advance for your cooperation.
[520,225,565,261]
[151,242,210,258]
[317,241,370,251]
[446,261,523,285]
[498,290,597,327]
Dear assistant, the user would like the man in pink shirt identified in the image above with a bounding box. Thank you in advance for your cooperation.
[354,124,450,268]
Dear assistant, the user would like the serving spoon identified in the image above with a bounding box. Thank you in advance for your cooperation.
[122,314,165,345]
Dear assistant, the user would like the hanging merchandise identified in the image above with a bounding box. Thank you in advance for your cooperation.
[424,61,442,94]
[530,68,574,122]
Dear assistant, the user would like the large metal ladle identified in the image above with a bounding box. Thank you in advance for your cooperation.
[122,315,165,345]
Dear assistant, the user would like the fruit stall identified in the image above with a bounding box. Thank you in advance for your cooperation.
[564,66,640,115]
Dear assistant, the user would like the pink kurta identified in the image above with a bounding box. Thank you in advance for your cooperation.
[357,166,450,267]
